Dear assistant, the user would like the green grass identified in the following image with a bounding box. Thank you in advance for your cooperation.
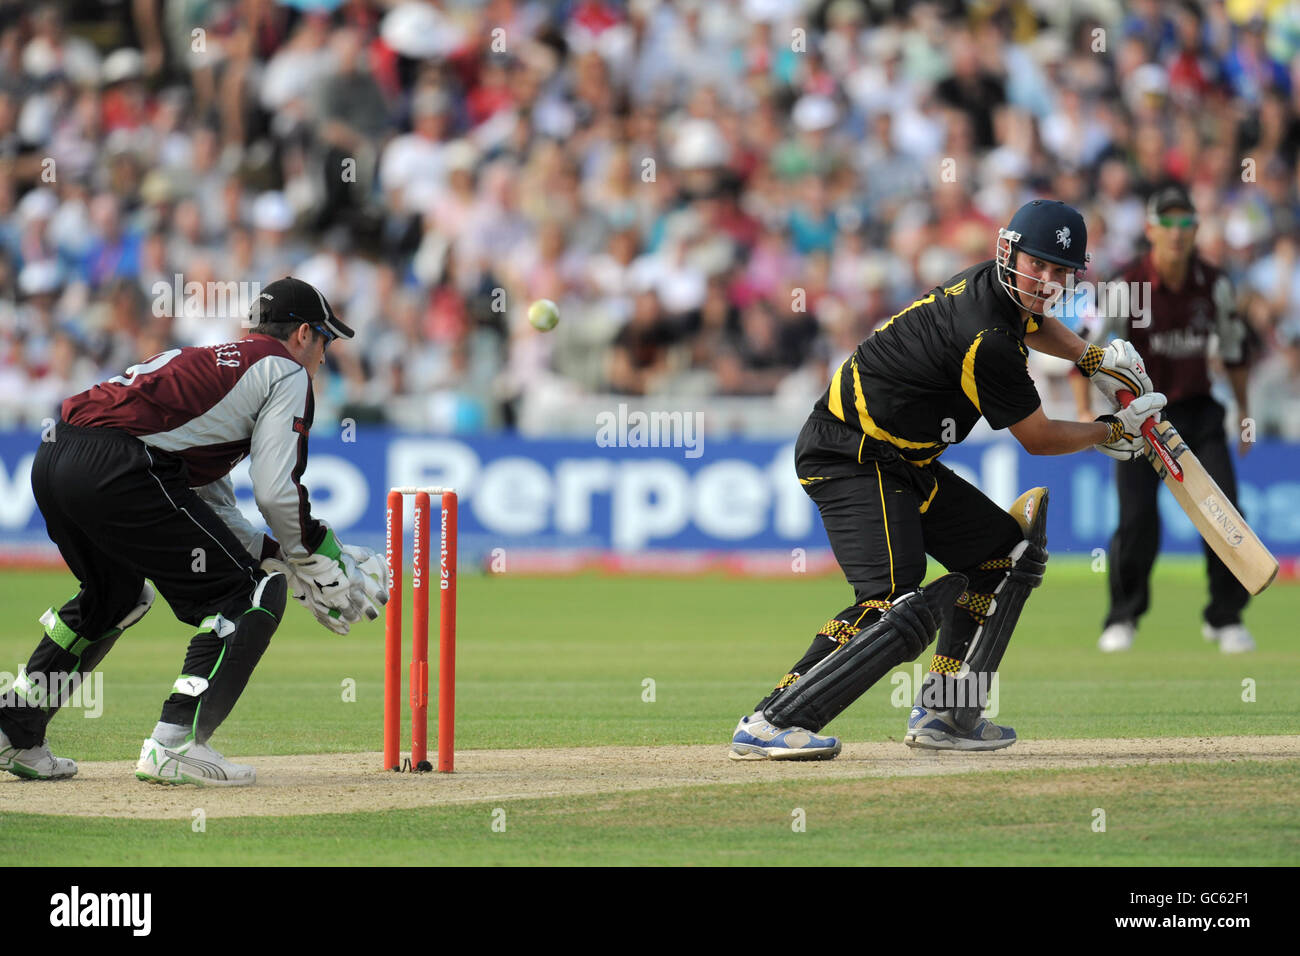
[5,761,1298,866]
[2,560,1298,864]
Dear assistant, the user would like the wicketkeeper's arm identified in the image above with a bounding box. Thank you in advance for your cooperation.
[194,474,280,561]
[248,366,325,559]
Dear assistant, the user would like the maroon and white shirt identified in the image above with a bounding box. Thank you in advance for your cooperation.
[62,334,323,559]
[1088,253,1247,404]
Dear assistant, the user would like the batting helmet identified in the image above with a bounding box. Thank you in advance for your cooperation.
[995,199,1090,315]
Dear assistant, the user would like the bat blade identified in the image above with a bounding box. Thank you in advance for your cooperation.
[1136,414,1278,596]
[1116,390,1278,595]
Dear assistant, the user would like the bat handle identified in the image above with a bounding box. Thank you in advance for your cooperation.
[1116,388,1160,444]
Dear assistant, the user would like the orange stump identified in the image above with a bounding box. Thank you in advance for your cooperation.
[384,487,457,772]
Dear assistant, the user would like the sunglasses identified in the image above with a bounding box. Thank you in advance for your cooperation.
[310,323,338,346]
[1155,214,1198,229]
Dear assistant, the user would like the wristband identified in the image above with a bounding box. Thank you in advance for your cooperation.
[314,527,342,562]
[1095,415,1124,444]
[1075,343,1105,377]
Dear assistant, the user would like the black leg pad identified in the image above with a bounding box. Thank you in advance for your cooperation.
[765,573,968,734]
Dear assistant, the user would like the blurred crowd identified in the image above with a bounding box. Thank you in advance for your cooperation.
[1,0,1299,436]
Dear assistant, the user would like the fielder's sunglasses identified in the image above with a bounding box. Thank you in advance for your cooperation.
[1155,214,1198,229]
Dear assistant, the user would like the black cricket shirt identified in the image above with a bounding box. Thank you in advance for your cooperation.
[811,259,1043,466]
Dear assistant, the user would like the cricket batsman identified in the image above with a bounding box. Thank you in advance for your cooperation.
[731,199,1165,760]
[0,277,389,786]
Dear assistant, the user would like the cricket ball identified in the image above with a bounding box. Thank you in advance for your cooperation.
[527,298,560,332]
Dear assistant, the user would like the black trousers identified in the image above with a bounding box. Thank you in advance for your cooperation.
[0,423,264,748]
[796,415,1023,603]
[1105,395,1249,629]
[752,415,1024,714]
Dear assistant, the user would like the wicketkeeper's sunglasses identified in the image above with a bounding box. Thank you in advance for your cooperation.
[1155,214,1198,229]
[311,323,338,345]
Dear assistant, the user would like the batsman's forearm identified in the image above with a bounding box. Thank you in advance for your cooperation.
[1034,420,1113,455]
[1069,373,1094,419]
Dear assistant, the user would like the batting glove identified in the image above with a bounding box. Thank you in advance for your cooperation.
[1095,391,1166,460]
[1077,339,1153,409]
[1094,433,1145,460]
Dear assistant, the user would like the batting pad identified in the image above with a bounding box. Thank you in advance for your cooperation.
[765,573,968,734]
[962,486,1048,674]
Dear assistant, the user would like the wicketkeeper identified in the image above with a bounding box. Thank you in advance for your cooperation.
[731,199,1164,760]
[0,277,389,786]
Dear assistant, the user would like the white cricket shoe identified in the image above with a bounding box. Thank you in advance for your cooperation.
[728,711,841,761]
[1098,621,1136,653]
[1202,623,1256,654]
[135,737,256,787]
[904,706,1017,751]
[0,728,77,780]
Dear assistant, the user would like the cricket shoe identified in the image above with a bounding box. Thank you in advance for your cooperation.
[135,737,256,787]
[0,728,77,780]
[1203,622,1256,654]
[728,711,841,761]
[904,706,1017,751]
[1098,621,1136,652]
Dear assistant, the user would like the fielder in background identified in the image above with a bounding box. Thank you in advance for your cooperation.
[1073,185,1257,654]
[731,199,1163,761]
[0,277,389,786]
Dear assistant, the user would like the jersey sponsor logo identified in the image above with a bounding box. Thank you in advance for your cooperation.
[292,416,308,436]
[1148,328,1209,357]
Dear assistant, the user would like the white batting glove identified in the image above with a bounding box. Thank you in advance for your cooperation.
[1095,434,1146,461]
[1115,390,1166,436]
[341,544,390,622]
[1094,391,1167,460]
[1077,340,1153,408]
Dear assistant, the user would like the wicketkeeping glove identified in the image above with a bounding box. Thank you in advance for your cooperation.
[1077,339,1153,408]
[261,555,361,635]
[287,529,353,615]
[341,544,391,622]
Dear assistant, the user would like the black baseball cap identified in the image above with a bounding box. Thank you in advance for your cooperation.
[1147,184,1196,220]
[249,276,354,340]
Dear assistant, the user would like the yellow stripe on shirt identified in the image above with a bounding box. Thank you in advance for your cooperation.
[827,360,845,421]
[849,356,939,451]
[875,293,936,333]
[961,332,986,413]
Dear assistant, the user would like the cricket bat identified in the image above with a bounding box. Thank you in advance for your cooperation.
[1118,390,1278,595]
